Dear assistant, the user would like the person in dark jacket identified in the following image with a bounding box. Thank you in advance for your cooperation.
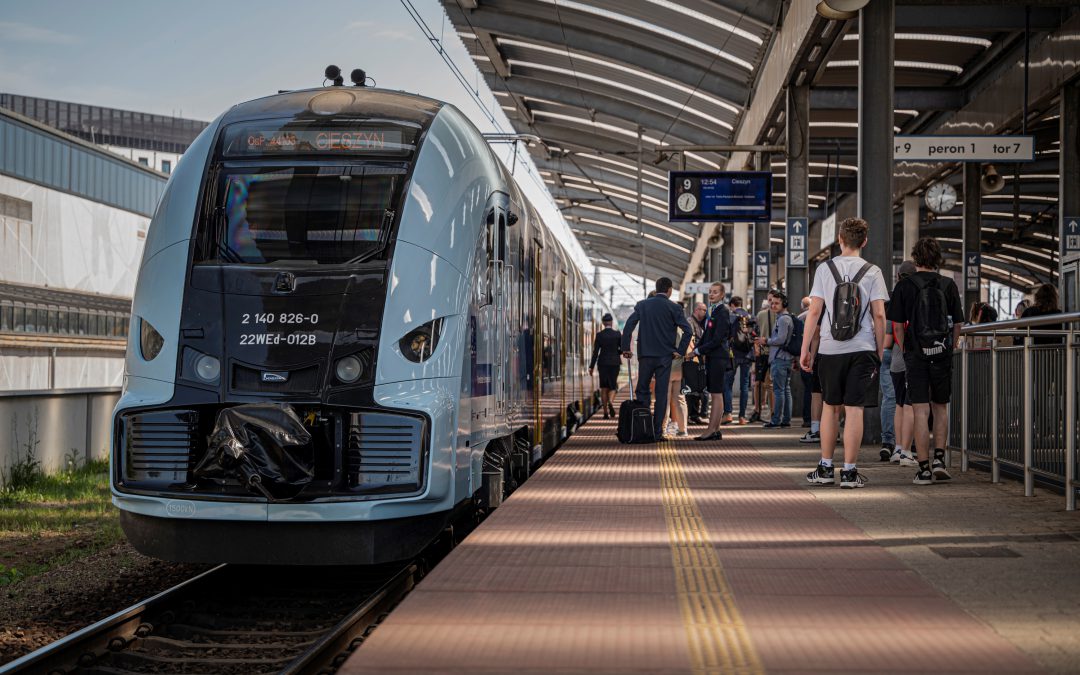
[589,313,622,418]
[621,277,693,439]
[692,282,732,441]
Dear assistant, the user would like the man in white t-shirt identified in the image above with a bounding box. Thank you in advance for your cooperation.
[799,217,888,489]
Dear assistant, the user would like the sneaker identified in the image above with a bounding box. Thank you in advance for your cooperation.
[748,412,762,423]
[913,468,934,485]
[780,423,791,428]
[879,445,893,462]
[840,469,867,489]
[677,430,689,437]
[762,422,783,429]
[799,430,820,444]
[898,451,918,467]
[806,463,835,485]
[889,448,902,463]
[738,417,750,425]
[721,414,734,425]
[932,459,952,481]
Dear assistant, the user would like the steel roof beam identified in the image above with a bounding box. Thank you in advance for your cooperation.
[894,5,1064,31]
[442,1,750,106]
[810,87,966,111]
[486,74,727,146]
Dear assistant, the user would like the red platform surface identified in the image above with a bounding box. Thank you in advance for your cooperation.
[341,412,1041,674]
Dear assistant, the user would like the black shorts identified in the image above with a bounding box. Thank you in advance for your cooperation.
[811,359,822,394]
[904,353,952,405]
[890,371,908,406]
[706,357,728,394]
[597,364,620,390]
[817,351,880,408]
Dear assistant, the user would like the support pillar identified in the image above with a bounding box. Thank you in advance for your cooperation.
[963,163,982,313]
[902,194,920,261]
[709,243,722,284]
[733,222,750,299]
[786,83,810,304]
[857,0,894,446]
[1062,79,1080,309]
[721,224,734,289]
[857,0,894,276]
[753,153,771,309]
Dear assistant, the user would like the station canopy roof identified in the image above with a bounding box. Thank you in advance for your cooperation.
[441,0,784,281]
[444,0,1077,290]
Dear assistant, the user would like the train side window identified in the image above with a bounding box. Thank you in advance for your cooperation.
[0,301,10,331]
[12,305,25,332]
[48,308,58,334]
[78,311,89,335]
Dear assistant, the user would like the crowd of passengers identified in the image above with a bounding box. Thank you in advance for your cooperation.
[591,217,1065,489]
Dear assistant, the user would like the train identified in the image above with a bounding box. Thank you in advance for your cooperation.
[111,80,611,564]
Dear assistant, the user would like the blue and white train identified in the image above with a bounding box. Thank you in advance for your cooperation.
[112,83,610,564]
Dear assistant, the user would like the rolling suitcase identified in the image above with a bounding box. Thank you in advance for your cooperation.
[617,360,655,444]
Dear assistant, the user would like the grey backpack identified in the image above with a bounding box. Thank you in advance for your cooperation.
[825,259,872,341]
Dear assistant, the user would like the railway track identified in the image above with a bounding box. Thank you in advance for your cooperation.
[1,561,419,675]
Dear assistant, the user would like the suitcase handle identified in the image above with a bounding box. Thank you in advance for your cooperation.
[625,354,634,395]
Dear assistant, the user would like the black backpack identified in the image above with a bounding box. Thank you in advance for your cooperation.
[825,259,872,341]
[730,313,753,352]
[909,274,951,358]
[783,314,804,356]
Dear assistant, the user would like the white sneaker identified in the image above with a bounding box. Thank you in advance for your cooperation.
[889,448,903,464]
[898,451,918,467]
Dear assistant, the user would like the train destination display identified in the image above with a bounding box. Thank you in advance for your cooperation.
[668,171,772,222]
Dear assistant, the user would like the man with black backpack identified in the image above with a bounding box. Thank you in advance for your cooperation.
[800,218,889,489]
[886,237,964,485]
[757,289,801,428]
[724,296,754,425]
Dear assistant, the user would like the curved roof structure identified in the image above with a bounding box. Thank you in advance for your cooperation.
[442,0,783,281]
[444,0,1077,292]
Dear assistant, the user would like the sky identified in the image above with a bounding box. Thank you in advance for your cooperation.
[0,0,645,306]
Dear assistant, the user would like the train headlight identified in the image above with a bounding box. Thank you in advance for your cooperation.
[194,354,221,383]
[140,318,164,361]
[399,318,444,363]
[335,355,364,383]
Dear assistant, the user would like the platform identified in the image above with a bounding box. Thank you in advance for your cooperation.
[342,401,1080,674]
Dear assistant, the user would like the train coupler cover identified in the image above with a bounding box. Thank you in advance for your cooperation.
[194,403,315,500]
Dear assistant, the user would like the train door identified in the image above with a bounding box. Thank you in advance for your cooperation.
[532,239,544,453]
[483,194,509,430]
[560,269,568,436]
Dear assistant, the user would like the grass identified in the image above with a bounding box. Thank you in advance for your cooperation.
[0,459,124,581]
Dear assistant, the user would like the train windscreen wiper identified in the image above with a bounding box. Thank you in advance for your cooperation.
[345,209,395,265]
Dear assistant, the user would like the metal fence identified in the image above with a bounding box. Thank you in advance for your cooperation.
[949,312,1079,511]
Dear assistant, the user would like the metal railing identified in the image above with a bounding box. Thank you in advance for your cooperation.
[950,311,1080,511]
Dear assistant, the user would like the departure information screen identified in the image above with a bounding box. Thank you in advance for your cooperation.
[668,171,772,222]
[221,122,415,157]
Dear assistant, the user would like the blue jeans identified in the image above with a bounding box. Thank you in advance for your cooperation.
[724,362,752,418]
[770,359,793,425]
[879,349,895,446]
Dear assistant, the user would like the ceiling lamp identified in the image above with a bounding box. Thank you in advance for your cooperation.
[816,0,870,20]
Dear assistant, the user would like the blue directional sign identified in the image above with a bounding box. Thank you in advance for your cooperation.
[1065,217,1080,254]
[754,251,770,291]
[964,251,981,292]
[786,217,808,268]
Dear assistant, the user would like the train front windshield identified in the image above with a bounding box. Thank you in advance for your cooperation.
[196,118,419,266]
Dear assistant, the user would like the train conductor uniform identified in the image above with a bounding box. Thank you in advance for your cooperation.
[620,278,693,438]
[692,300,732,440]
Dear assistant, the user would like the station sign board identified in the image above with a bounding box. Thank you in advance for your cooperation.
[668,171,772,223]
[786,217,807,268]
[754,251,770,291]
[893,135,1034,162]
[683,282,712,295]
[1065,217,1080,254]
[964,252,981,292]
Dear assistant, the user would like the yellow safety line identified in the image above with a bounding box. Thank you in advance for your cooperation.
[658,439,765,675]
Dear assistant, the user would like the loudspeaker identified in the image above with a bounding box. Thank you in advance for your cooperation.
[981,164,1005,193]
